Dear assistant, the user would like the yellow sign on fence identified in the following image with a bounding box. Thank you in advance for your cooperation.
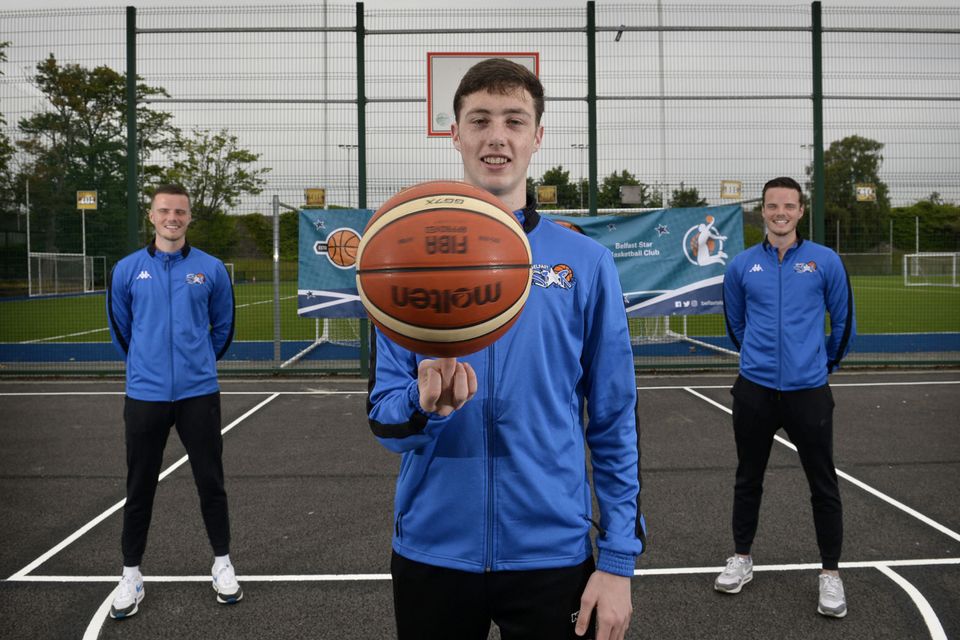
[305,188,326,207]
[77,190,98,210]
[537,185,557,205]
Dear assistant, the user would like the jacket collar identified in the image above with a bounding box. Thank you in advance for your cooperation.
[147,239,192,258]
[518,190,540,234]
[762,233,803,254]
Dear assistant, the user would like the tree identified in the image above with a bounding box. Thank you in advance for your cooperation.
[159,128,270,221]
[811,135,891,252]
[668,182,707,208]
[598,170,662,209]
[16,55,178,263]
[158,128,271,254]
[0,42,16,216]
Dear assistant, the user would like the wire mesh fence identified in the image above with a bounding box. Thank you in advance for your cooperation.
[0,2,958,375]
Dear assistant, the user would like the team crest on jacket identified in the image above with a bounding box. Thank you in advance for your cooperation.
[186,273,206,285]
[794,261,817,273]
[532,263,575,290]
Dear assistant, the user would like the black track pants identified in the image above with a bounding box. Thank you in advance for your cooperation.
[121,392,230,566]
[730,375,843,570]
[391,552,597,640]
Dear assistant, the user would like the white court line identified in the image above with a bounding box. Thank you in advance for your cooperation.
[83,585,119,640]
[9,556,958,583]
[683,387,960,544]
[684,385,955,639]
[8,394,279,580]
[876,565,948,640]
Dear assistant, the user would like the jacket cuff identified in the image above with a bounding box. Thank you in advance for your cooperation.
[406,380,449,422]
[596,550,636,578]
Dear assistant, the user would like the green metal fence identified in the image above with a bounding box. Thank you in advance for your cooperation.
[0,2,958,375]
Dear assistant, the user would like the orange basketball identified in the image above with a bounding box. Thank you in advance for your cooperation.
[326,228,360,268]
[356,180,532,357]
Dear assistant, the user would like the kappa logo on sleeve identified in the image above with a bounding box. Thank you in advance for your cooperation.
[185,273,206,285]
[794,261,818,273]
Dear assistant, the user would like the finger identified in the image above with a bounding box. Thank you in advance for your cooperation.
[575,600,595,636]
[437,357,457,382]
[463,362,478,398]
[451,363,469,410]
[420,367,441,412]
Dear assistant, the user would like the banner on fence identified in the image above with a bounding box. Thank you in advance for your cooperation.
[545,204,743,317]
[298,208,372,318]
[297,205,743,319]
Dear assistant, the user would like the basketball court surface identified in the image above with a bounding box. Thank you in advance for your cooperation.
[1,370,957,639]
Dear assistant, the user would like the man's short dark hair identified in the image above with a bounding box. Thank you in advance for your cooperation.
[453,58,545,125]
[762,176,804,206]
[151,183,191,206]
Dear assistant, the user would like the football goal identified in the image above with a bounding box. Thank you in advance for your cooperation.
[903,252,959,288]
[28,252,107,296]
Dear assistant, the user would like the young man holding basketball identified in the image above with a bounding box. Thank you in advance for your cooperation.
[716,176,855,617]
[367,59,644,640]
[106,183,242,618]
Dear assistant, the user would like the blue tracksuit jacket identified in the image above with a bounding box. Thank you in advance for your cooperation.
[367,200,645,578]
[107,241,235,402]
[723,237,855,391]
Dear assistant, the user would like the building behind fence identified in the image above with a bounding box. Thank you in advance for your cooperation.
[0,2,958,374]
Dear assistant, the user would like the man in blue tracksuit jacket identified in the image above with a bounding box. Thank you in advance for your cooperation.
[368,60,645,640]
[106,183,242,619]
[715,176,855,619]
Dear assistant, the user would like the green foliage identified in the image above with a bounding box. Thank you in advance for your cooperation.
[668,182,707,208]
[16,55,177,264]
[187,212,237,257]
[890,200,960,252]
[158,128,270,221]
[813,135,891,252]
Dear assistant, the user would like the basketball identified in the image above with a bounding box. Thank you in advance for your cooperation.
[326,228,360,268]
[356,180,532,357]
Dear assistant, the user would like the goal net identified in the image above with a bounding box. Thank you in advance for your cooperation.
[903,252,959,288]
[28,252,107,296]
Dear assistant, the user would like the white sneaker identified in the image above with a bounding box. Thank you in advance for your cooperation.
[212,562,243,604]
[109,572,144,619]
[714,555,753,593]
[818,573,847,618]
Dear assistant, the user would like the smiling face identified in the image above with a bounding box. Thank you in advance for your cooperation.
[762,186,804,246]
[451,87,544,212]
[149,193,192,252]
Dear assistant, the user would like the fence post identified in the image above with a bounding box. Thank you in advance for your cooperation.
[587,1,598,214]
[811,1,825,245]
[126,6,139,253]
[273,195,282,366]
[357,2,370,378]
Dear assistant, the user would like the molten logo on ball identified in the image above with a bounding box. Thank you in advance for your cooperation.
[392,283,502,314]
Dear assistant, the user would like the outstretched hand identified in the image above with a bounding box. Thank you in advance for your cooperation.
[418,357,478,417]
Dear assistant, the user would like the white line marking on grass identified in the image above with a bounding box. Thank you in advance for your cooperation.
[7,394,279,580]
[683,387,960,544]
[20,327,110,343]
[876,565,948,640]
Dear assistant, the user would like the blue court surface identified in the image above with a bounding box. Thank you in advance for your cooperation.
[0,370,957,639]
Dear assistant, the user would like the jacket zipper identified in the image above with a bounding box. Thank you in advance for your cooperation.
[776,249,782,391]
[165,254,175,399]
[484,343,496,572]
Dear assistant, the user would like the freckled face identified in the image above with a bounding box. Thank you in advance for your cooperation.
[451,88,544,211]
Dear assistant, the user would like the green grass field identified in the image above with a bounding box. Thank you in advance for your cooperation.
[0,275,957,345]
